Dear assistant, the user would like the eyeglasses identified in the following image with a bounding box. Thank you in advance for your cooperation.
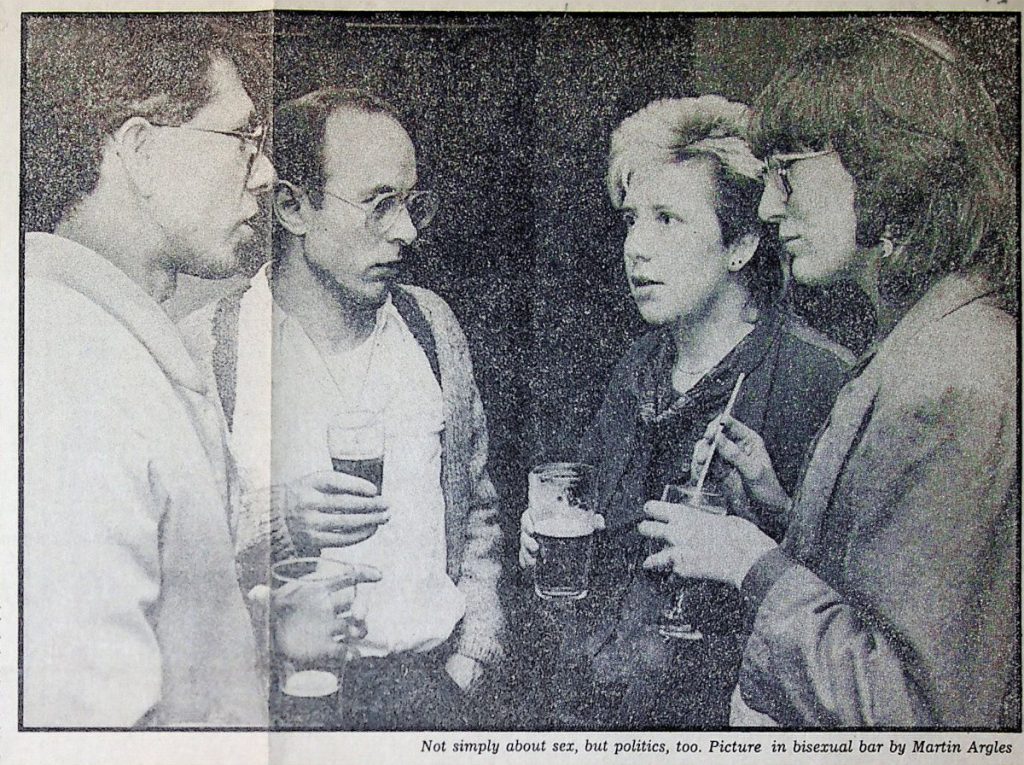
[151,122,268,182]
[762,149,835,202]
[322,188,439,237]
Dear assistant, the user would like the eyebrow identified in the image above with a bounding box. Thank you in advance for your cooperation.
[357,184,399,202]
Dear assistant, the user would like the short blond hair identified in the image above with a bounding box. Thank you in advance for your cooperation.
[606,95,763,248]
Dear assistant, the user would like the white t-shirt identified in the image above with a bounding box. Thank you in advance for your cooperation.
[232,267,465,656]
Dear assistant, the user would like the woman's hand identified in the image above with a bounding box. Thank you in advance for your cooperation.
[518,510,605,569]
[691,415,791,515]
[638,501,776,589]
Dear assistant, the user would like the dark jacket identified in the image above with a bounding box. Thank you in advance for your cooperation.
[567,310,853,728]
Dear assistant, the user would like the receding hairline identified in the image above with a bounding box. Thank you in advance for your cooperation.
[320,106,417,193]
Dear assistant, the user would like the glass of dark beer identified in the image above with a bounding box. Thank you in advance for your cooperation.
[656,485,726,640]
[327,410,384,494]
[529,462,597,600]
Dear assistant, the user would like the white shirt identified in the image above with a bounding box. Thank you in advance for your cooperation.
[232,266,465,655]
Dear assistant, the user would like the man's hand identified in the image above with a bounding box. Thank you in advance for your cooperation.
[518,509,604,569]
[270,562,382,663]
[638,501,776,589]
[445,653,484,693]
[280,470,389,555]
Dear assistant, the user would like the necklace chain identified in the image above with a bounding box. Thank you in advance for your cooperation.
[294,314,385,408]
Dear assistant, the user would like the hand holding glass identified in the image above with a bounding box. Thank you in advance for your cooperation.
[654,485,726,640]
[271,557,376,696]
[528,463,598,600]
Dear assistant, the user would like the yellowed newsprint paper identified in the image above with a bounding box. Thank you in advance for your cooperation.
[1,1,1021,764]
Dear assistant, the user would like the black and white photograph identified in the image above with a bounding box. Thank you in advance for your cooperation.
[6,5,1022,762]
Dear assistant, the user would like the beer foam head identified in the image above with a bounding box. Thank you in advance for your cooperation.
[327,414,384,460]
[528,462,594,512]
[282,670,338,698]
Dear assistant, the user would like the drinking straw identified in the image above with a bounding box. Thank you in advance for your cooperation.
[693,372,746,497]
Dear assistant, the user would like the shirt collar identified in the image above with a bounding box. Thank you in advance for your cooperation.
[635,307,782,425]
[257,263,401,341]
[25,232,207,394]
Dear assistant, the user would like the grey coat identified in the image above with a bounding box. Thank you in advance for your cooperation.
[739,273,1019,728]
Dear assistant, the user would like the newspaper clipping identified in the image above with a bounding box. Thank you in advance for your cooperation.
[2,4,1021,764]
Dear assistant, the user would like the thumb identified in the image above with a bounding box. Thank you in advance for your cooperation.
[642,548,673,571]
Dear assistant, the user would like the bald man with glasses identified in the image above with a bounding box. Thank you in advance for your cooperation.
[194,88,506,730]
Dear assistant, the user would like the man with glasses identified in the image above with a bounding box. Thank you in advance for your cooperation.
[210,88,505,729]
[22,17,371,727]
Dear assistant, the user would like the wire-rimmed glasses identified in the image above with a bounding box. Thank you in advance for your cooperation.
[761,148,835,202]
[322,187,439,238]
[151,121,268,181]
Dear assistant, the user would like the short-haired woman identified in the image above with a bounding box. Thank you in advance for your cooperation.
[521,96,852,728]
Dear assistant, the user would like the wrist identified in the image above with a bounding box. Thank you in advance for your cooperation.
[733,531,778,590]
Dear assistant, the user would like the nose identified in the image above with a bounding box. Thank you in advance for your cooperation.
[246,152,276,194]
[386,204,418,247]
[623,222,653,266]
[758,181,786,224]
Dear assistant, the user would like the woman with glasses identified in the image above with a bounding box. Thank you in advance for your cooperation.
[642,22,1019,727]
[519,96,853,728]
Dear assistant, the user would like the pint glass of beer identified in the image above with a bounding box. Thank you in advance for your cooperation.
[327,410,384,494]
[528,462,597,600]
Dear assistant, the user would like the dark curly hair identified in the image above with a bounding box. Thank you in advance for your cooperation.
[22,13,271,234]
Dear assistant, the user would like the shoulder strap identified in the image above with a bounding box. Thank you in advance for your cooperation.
[391,286,442,387]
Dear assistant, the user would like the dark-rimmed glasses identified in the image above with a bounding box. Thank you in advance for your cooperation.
[322,188,439,238]
[151,122,268,181]
[762,149,835,202]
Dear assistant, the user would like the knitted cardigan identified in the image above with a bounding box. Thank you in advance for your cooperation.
[179,282,507,667]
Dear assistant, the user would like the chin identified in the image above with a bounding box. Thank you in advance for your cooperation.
[790,258,835,287]
[635,302,676,327]
[188,249,243,280]
[344,281,392,311]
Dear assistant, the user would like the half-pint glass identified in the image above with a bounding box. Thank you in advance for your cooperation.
[529,462,597,600]
[656,485,726,640]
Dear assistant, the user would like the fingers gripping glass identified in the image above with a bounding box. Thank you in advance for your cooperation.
[762,148,834,202]
[151,122,268,181]
[322,188,439,237]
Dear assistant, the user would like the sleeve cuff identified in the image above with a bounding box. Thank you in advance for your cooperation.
[455,629,505,666]
[740,546,797,616]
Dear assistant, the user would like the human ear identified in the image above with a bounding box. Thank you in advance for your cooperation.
[273,181,310,236]
[112,117,157,198]
[727,232,760,272]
